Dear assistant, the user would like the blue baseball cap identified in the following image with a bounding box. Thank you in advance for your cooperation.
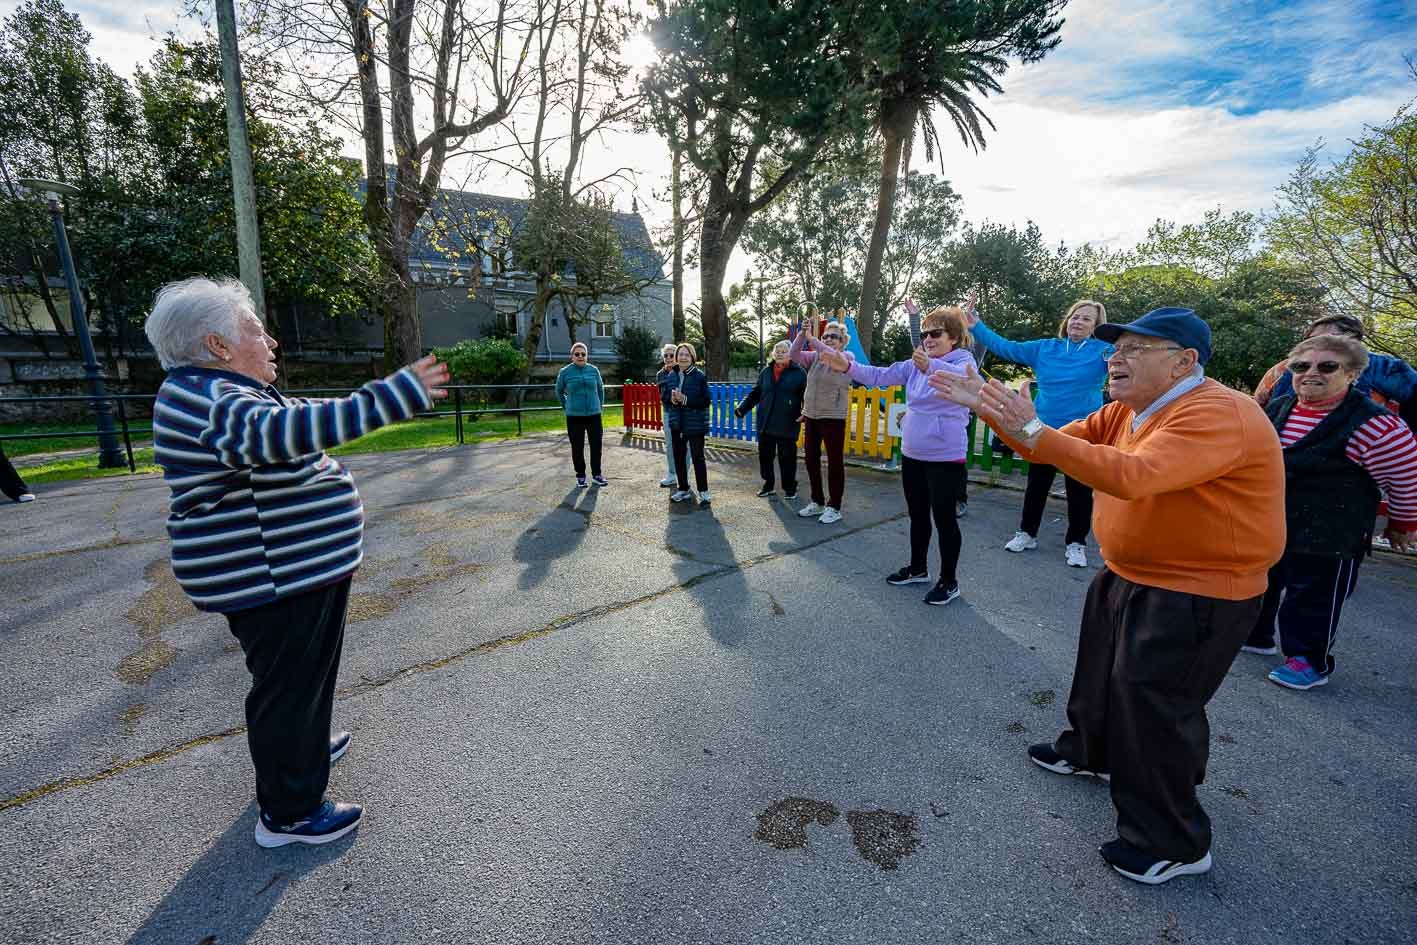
[1095,307,1212,365]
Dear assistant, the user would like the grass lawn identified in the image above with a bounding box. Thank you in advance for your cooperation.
[8,406,626,485]
[0,420,154,458]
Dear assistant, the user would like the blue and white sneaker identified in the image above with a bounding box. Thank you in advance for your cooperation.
[329,731,351,764]
[1268,656,1328,690]
[576,477,588,489]
[255,800,363,848]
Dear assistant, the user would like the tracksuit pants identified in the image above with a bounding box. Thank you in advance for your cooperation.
[1247,552,1361,676]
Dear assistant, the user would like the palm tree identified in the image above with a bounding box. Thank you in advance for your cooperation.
[852,1,1065,355]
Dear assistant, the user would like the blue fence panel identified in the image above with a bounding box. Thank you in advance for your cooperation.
[708,382,757,441]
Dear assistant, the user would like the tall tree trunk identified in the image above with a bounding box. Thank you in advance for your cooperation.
[672,146,685,343]
[857,99,916,358]
[698,199,733,379]
[377,238,419,372]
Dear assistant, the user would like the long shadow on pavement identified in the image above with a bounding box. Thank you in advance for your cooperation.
[123,801,355,945]
[513,486,598,590]
[664,498,751,647]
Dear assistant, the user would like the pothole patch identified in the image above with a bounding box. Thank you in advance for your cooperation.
[845,809,920,870]
[753,797,839,850]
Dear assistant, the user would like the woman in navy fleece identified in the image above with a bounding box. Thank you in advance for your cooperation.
[968,300,1113,568]
[814,304,976,606]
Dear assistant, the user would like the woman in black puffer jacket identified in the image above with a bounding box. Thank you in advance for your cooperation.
[736,340,806,498]
[667,343,712,505]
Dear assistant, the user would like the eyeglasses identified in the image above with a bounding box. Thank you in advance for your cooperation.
[821,333,842,341]
[662,353,675,359]
[1289,359,1344,375]
[572,351,587,357]
[1106,343,1182,361]
[921,328,948,339]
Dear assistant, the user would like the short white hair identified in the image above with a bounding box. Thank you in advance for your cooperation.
[772,340,791,357]
[145,277,251,369]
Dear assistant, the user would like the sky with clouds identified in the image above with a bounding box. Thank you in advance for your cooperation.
[3,0,1415,301]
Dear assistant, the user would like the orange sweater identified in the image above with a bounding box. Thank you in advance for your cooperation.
[999,379,1286,600]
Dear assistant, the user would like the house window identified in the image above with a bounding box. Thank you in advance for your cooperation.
[496,308,518,336]
[592,318,615,339]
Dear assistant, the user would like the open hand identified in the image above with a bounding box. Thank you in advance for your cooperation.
[820,348,851,373]
[978,379,1041,446]
[911,346,930,373]
[961,289,979,327]
[903,296,921,317]
[1385,527,1417,554]
[410,354,450,400]
[928,363,984,410]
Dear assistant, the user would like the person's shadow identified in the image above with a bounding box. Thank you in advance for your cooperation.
[513,486,598,590]
[123,800,354,945]
[665,500,751,647]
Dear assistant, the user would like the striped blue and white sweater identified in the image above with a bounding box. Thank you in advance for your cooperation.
[152,365,431,613]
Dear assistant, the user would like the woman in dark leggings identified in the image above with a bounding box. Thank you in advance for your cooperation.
[967,300,1113,568]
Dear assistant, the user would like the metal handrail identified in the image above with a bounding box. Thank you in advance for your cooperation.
[0,382,629,472]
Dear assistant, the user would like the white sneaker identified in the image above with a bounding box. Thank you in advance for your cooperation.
[16,493,36,503]
[1065,543,1088,568]
[659,476,677,488]
[818,507,842,524]
[670,490,692,502]
[698,490,712,505]
[797,502,823,517]
[1004,531,1037,553]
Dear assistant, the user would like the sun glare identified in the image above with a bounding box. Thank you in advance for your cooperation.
[623,32,658,73]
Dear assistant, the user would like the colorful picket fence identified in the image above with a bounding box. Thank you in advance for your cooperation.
[621,382,1027,472]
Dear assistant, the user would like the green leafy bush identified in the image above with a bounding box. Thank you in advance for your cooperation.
[613,325,662,381]
[433,339,529,398]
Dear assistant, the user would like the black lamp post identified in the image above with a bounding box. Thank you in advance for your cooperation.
[18,177,125,468]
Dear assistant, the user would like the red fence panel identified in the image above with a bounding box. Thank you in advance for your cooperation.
[623,383,663,431]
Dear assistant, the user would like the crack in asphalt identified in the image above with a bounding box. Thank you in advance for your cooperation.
[0,509,907,814]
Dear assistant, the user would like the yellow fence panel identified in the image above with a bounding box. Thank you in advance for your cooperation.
[795,386,902,459]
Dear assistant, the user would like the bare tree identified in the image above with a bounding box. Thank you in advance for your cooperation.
[247,0,537,369]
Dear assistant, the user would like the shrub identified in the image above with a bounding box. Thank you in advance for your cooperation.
[433,338,529,398]
[613,324,662,381]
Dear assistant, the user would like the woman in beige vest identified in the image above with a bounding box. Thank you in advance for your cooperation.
[787,317,854,523]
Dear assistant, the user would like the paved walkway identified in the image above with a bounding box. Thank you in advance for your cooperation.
[1,433,1414,945]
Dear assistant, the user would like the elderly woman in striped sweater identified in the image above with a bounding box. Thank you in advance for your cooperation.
[146,277,448,849]
[1244,333,1417,690]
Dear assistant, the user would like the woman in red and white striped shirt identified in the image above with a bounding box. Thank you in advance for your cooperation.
[1244,333,1417,691]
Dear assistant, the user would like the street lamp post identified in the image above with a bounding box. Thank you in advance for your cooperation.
[18,178,125,468]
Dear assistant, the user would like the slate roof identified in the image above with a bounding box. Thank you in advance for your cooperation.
[360,179,665,281]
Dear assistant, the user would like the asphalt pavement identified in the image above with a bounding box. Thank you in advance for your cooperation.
[1,431,1414,945]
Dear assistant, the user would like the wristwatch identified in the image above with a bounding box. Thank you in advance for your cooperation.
[1017,417,1045,438]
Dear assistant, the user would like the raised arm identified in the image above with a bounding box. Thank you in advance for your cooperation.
[788,329,816,367]
[203,364,437,467]
[971,320,1044,367]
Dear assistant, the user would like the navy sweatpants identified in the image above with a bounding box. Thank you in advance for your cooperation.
[1247,553,1361,676]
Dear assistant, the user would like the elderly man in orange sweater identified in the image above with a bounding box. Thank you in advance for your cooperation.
[933,307,1285,886]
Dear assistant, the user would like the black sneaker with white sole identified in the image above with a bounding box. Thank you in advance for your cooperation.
[255,800,363,848]
[923,580,960,605]
[1099,838,1212,885]
[1027,743,1110,781]
[757,485,775,497]
[886,566,931,586]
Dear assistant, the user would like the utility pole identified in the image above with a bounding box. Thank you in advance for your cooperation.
[215,0,267,323]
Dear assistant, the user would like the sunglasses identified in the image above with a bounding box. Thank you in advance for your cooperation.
[821,333,843,341]
[572,351,587,357]
[1289,359,1343,375]
[921,328,948,340]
